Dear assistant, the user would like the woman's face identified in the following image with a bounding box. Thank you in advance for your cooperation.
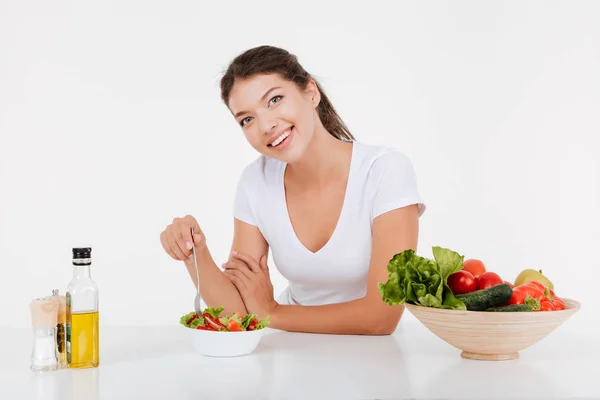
[228,73,320,163]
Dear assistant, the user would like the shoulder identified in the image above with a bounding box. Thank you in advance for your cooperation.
[238,155,283,183]
[354,141,426,218]
[354,141,417,180]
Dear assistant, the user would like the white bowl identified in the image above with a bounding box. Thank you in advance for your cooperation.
[186,327,265,357]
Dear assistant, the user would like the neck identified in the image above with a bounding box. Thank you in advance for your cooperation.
[286,122,353,188]
[73,265,91,279]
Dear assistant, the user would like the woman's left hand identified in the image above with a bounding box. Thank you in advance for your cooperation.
[223,251,278,318]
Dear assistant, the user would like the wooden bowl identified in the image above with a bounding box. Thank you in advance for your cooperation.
[405,298,581,361]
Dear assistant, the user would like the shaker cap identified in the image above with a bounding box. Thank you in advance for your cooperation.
[29,297,59,328]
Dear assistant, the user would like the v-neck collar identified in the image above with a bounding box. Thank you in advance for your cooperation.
[279,141,358,255]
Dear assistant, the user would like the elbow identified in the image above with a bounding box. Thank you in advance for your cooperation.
[363,304,405,336]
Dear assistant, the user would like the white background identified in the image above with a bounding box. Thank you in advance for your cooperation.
[1,1,598,329]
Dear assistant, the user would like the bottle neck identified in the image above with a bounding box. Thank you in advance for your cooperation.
[72,264,91,279]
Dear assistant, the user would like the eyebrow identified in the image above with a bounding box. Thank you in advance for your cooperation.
[234,86,282,119]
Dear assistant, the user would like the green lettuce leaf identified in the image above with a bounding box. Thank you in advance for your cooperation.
[179,311,205,328]
[241,314,258,329]
[179,311,196,326]
[255,315,270,330]
[204,306,224,319]
[379,246,467,310]
[189,316,205,328]
[432,246,464,279]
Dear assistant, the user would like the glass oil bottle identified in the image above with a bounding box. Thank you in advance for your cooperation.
[66,247,100,368]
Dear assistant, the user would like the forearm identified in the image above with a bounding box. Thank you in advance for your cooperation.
[184,246,247,315]
[270,296,404,335]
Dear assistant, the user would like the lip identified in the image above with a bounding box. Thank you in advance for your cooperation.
[269,127,294,152]
[267,126,294,147]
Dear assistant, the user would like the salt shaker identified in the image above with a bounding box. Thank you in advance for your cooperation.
[30,297,59,372]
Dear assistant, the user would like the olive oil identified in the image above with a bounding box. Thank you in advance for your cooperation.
[68,311,99,368]
[66,248,100,369]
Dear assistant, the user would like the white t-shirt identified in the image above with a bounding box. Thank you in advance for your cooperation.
[233,141,426,306]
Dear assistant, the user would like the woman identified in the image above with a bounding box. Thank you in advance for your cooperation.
[160,45,426,335]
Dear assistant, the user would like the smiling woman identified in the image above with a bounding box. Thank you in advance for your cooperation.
[159,45,426,335]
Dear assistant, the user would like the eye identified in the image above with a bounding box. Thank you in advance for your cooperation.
[269,95,283,106]
[240,116,253,127]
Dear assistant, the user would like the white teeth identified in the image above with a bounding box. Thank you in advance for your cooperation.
[271,128,291,147]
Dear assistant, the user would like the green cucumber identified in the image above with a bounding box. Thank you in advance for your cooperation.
[455,284,513,311]
[486,304,533,312]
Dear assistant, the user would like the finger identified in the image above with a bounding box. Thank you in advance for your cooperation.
[231,251,260,273]
[192,232,204,248]
[173,220,192,258]
[224,269,248,290]
[259,254,269,271]
[166,225,187,260]
[182,226,194,251]
[223,260,253,281]
[160,231,179,260]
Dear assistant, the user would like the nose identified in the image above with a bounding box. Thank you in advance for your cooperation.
[259,116,279,136]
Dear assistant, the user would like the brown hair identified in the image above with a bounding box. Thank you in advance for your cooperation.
[220,45,355,142]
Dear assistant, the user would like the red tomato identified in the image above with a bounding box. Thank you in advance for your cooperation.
[247,319,258,331]
[476,272,503,290]
[227,319,243,332]
[195,325,211,330]
[187,314,199,325]
[448,270,477,295]
[462,259,486,279]
[203,313,226,331]
[504,281,514,288]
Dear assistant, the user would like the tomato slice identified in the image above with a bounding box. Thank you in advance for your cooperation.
[203,313,226,331]
[227,319,243,332]
[195,325,211,330]
[187,314,199,325]
[247,319,258,331]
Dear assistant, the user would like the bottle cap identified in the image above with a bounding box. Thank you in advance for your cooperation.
[72,247,92,259]
[72,247,92,266]
[30,297,59,328]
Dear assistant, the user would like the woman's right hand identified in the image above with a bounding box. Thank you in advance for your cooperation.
[160,215,206,261]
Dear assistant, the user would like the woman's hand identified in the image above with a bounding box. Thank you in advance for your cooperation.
[160,215,206,261]
[223,251,278,318]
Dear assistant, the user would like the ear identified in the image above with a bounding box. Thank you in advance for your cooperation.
[305,79,321,108]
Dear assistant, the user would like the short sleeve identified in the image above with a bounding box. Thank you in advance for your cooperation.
[233,165,258,227]
[370,150,426,221]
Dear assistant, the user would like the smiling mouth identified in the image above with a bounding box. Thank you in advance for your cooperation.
[267,126,294,147]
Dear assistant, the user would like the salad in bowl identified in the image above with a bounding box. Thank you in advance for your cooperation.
[180,306,270,332]
[179,306,270,357]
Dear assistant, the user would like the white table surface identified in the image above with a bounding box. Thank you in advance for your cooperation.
[1,318,598,400]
